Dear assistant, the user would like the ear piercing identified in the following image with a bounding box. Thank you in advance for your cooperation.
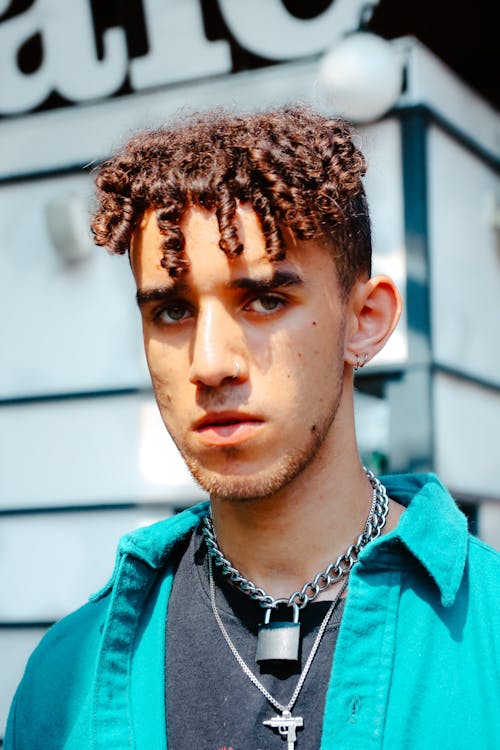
[354,353,369,371]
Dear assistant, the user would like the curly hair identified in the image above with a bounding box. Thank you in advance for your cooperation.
[91,105,371,293]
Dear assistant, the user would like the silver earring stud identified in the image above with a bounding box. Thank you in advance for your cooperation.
[354,353,369,371]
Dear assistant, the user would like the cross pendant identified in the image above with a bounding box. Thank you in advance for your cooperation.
[263,709,304,749]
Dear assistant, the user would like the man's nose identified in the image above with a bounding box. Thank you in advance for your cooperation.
[188,303,246,387]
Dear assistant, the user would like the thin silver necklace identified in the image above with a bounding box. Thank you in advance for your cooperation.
[203,467,389,663]
[208,553,348,749]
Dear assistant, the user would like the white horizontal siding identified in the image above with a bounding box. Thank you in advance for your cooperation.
[0,394,206,508]
[0,506,180,622]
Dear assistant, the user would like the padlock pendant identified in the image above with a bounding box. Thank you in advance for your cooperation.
[256,603,300,663]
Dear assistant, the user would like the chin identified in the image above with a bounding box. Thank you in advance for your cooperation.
[174,388,342,502]
[182,442,323,503]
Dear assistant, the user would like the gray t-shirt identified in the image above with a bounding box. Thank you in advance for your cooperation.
[166,524,344,750]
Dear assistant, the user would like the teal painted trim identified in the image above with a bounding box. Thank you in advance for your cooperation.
[432,363,500,395]
[0,621,54,629]
[0,386,153,407]
[393,104,500,173]
[400,107,432,351]
[0,502,140,517]
[355,362,500,396]
[0,162,92,185]
[394,108,435,472]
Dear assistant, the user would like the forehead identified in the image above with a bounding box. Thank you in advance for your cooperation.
[130,203,336,290]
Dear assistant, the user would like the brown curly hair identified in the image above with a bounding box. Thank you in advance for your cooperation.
[91,104,371,293]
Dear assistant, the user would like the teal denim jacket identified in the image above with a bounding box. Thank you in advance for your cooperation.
[5,474,500,749]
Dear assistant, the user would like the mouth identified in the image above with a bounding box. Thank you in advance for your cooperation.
[193,411,264,447]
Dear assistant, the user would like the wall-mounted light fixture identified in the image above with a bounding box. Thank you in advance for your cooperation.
[45,192,94,264]
[317,29,404,123]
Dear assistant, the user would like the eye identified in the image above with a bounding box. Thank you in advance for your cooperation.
[154,301,192,324]
[246,294,286,314]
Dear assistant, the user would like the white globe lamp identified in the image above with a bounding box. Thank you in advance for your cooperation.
[318,32,404,123]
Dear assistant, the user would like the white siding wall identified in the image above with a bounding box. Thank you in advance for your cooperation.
[428,126,500,384]
[433,373,500,498]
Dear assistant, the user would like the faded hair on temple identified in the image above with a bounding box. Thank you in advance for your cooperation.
[91,104,372,293]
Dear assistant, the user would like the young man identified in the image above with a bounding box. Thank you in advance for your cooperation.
[6,106,500,749]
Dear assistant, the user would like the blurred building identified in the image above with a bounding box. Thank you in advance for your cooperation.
[1,0,499,740]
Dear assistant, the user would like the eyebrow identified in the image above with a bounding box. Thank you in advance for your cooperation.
[228,270,303,292]
[136,283,188,308]
[136,270,303,308]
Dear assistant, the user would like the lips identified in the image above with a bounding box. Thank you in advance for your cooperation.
[193,411,264,447]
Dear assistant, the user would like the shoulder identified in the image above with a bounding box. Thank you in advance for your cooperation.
[467,534,500,583]
[26,595,109,676]
[469,533,500,558]
[5,596,110,749]
[448,535,500,635]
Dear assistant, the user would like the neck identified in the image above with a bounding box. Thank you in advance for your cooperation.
[209,384,391,600]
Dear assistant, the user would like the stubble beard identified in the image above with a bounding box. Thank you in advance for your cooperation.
[172,373,345,504]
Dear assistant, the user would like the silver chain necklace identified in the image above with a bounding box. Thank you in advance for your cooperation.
[208,553,348,749]
[203,467,389,663]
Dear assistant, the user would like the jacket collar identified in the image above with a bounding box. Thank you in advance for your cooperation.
[118,500,209,568]
[90,500,209,602]
[361,473,468,607]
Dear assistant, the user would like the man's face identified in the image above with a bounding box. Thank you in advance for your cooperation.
[132,204,352,501]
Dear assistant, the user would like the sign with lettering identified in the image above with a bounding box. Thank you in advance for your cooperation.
[0,0,373,116]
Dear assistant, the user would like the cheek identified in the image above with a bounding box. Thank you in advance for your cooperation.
[149,372,173,414]
[286,321,344,394]
[145,347,179,407]
[282,316,337,365]
[267,333,319,394]
[145,340,194,408]
[145,339,176,380]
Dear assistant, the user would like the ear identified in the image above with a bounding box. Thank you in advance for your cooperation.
[344,275,402,368]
